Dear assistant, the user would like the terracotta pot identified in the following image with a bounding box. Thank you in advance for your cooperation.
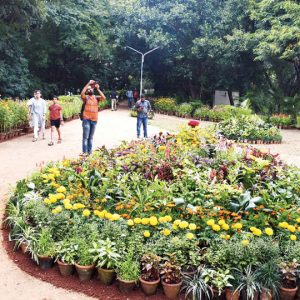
[97,267,116,285]
[225,288,240,300]
[162,280,182,299]
[117,278,137,293]
[38,255,54,270]
[57,260,74,276]
[140,276,160,296]
[75,263,94,281]
[279,286,298,300]
[260,288,272,300]
[20,241,28,254]
[295,285,300,300]
[241,290,258,300]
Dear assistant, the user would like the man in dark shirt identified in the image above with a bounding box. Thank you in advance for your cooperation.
[135,94,151,138]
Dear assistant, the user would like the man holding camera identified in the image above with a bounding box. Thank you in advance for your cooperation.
[136,94,151,139]
[80,80,106,154]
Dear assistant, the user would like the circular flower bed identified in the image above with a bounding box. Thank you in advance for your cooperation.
[6,126,300,298]
[218,115,282,144]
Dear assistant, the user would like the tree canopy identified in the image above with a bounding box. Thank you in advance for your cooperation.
[0,0,299,113]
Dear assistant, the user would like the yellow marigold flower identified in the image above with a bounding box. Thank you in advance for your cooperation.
[186,232,194,240]
[57,186,66,193]
[265,228,274,236]
[144,231,151,238]
[296,217,300,223]
[52,208,58,214]
[162,229,171,236]
[174,219,181,226]
[48,174,55,181]
[112,213,120,221]
[56,206,62,213]
[63,199,70,205]
[101,198,107,203]
[189,223,197,231]
[222,223,230,231]
[287,225,296,233]
[150,216,158,226]
[158,146,166,151]
[127,219,134,226]
[224,235,231,240]
[159,217,167,223]
[105,212,113,220]
[65,203,73,210]
[279,222,289,229]
[43,198,50,204]
[207,219,215,226]
[253,229,262,236]
[83,209,90,217]
[250,227,256,232]
[212,224,221,232]
[165,215,172,222]
[142,218,149,225]
[290,235,297,241]
[98,211,105,218]
[242,240,250,246]
[56,193,65,200]
[233,223,243,229]
[134,217,142,224]
[172,224,178,230]
[220,234,226,239]
[179,221,189,229]
[43,180,48,183]
[42,174,48,179]
[94,210,100,216]
[218,220,225,226]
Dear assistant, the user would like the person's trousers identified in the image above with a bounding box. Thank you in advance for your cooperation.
[137,116,148,138]
[111,98,117,110]
[82,119,97,154]
[128,97,133,108]
[33,121,45,139]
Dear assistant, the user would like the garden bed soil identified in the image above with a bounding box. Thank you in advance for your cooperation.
[1,226,183,300]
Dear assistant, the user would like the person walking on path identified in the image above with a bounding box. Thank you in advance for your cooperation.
[110,89,118,111]
[27,90,47,142]
[48,96,63,146]
[136,94,151,138]
[126,89,133,108]
[81,80,106,154]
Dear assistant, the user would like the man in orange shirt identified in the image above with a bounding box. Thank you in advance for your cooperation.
[81,80,106,154]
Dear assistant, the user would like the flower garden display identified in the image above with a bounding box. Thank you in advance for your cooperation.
[270,114,294,128]
[218,115,282,143]
[6,125,300,298]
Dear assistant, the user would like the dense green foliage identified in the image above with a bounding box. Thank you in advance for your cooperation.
[0,0,299,115]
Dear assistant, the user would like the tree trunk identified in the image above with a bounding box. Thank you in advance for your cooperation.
[227,90,234,105]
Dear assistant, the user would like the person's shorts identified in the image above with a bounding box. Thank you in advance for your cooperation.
[50,119,61,128]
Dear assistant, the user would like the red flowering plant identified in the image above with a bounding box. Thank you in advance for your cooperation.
[188,120,200,128]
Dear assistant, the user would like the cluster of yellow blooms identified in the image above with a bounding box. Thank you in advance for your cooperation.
[42,167,60,183]
[278,221,299,240]
[206,219,231,231]
[93,210,121,221]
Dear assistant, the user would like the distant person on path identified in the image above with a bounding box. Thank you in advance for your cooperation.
[48,96,63,146]
[126,89,133,108]
[136,94,151,139]
[81,80,106,154]
[133,89,139,104]
[110,89,118,111]
[27,90,47,142]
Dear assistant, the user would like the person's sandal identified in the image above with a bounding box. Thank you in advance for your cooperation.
[32,138,38,142]
[48,141,54,146]
[58,139,62,144]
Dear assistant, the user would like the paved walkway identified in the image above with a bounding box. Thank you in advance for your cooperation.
[0,105,299,300]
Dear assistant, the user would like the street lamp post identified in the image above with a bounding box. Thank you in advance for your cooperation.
[126,46,159,99]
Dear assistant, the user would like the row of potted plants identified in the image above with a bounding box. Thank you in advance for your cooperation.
[269,114,295,129]
[217,115,282,143]
[6,126,300,299]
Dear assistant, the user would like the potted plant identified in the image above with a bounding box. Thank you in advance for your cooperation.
[90,238,121,285]
[202,267,234,299]
[257,261,280,300]
[160,258,182,299]
[74,239,95,281]
[116,251,140,293]
[34,228,56,270]
[140,253,161,296]
[236,266,261,300]
[278,259,299,300]
[55,239,77,276]
[182,266,212,300]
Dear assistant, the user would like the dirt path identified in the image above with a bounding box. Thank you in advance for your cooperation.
[0,107,299,300]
